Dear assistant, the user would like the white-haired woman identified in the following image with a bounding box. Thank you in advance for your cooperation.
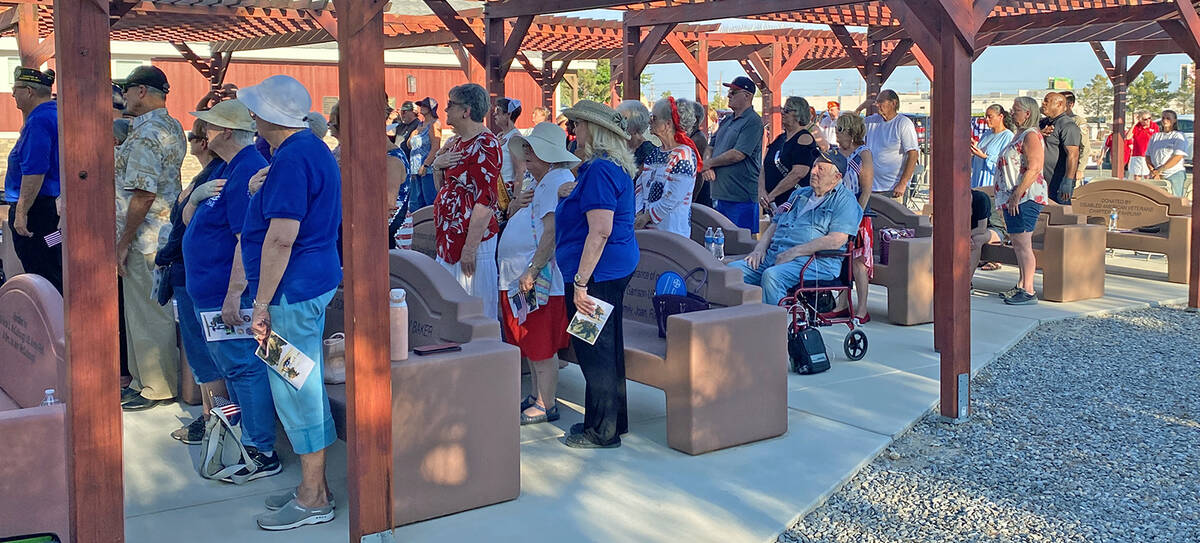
[617,99,656,171]
[759,96,819,210]
[556,100,639,449]
[995,96,1049,306]
[430,83,501,319]
[633,97,701,237]
[498,122,579,425]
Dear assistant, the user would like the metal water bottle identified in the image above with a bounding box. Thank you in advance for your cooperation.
[390,288,409,361]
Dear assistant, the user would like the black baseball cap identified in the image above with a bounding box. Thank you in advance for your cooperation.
[400,101,415,111]
[14,67,54,87]
[119,65,170,94]
[814,147,847,175]
[723,76,757,95]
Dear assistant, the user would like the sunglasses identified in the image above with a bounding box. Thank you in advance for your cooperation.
[187,133,207,142]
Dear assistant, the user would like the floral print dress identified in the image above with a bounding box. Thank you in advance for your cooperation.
[995,128,1049,211]
[433,131,501,264]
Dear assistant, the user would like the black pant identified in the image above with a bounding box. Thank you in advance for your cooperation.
[7,196,63,293]
[566,274,632,446]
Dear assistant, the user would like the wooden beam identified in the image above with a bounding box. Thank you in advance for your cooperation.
[879,38,914,81]
[56,0,123,539]
[829,24,869,78]
[211,29,332,53]
[885,0,941,65]
[1171,0,1200,56]
[664,34,704,80]
[1112,42,1129,178]
[632,23,677,76]
[337,1,394,540]
[625,0,845,27]
[385,29,455,49]
[171,41,213,78]
[426,0,485,64]
[1192,76,1200,309]
[1127,53,1156,81]
[485,0,636,18]
[26,30,54,66]
[1124,36,1187,56]
[911,42,935,80]
[1159,20,1200,60]
[1091,41,1118,82]
[311,9,338,41]
[498,15,534,71]
[109,0,136,25]
[980,3,1177,34]
[0,6,19,32]
[16,3,39,66]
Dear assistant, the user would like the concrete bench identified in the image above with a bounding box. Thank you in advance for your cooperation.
[410,204,436,260]
[0,274,69,541]
[976,189,1106,302]
[688,203,758,255]
[599,230,788,455]
[867,196,934,325]
[1071,178,1192,284]
[323,249,520,526]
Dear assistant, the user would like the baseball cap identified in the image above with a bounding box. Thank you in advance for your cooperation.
[827,101,840,109]
[723,76,757,95]
[119,65,170,94]
[814,147,847,175]
[400,101,415,111]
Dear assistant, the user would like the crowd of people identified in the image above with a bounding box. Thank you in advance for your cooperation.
[4,58,1191,531]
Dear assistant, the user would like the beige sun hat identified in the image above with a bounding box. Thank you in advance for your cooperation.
[562,100,630,140]
[189,99,255,132]
[511,122,582,167]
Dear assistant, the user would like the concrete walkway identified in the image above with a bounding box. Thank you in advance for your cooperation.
[122,253,1187,542]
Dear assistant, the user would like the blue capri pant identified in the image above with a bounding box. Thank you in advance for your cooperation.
[268,288,338,455]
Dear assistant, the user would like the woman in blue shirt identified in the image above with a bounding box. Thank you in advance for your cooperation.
[970,104,1015,188]
[555,100,639,449]
[239,76,342,530]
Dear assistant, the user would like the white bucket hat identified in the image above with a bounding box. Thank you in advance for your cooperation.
[237,75,312,129]
[189,99,255,132]
[510,122,581,167]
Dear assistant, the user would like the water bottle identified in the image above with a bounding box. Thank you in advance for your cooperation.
[714,228,726,260]
[40,388,58,406]
[390,288,409,361]
[1109,208,1119,232]
[704,227,715,255]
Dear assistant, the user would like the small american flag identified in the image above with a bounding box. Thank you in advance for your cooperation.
[776,201,793,214]
[211,396,241,421]
[44,230,62,248]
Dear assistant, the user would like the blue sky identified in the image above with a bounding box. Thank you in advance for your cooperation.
[568,10,1194,101]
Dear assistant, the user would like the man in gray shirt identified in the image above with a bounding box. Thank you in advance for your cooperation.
[1038,92,1081,204]
[701,76,764,233]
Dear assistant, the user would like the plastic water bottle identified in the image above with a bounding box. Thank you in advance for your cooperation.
[1109,208,1119,232]
[704,227,715,255]
[390,288,409,361]
[40,389,58,406]
[714,228,726,260]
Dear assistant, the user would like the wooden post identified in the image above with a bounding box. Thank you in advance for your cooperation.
[1112,43,1128,179]
[337,1,394,540]
[696,38,709,132]
[622,24,641,101]
[485,17,506,109]
[54,0,123,540]
[865,37,884,116]
[1193,78,1199,309]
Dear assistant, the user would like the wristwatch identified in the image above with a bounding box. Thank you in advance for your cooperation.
[574,273,587,288]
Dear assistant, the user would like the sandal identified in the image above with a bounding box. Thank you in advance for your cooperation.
[521,404,560,426]
[978,262,1001,271]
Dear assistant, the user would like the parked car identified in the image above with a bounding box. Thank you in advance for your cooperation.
[905,113,929,147]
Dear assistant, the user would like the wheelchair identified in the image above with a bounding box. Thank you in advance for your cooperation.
[778,248,868,364]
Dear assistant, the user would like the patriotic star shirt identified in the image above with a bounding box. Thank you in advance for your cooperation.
[633,144,696,238]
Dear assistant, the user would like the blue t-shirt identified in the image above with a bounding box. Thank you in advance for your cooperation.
[555,157,639,283]
[4,101,60,202]
[241,130,342,304]
[183,146,268,308]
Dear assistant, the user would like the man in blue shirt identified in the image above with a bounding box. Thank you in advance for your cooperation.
[730,149,862,305]
[5,67,62,292]
[181,99,279,481]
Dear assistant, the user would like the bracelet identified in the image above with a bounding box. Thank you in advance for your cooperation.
[252,300,269,309]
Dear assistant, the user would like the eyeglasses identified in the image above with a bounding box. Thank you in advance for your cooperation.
[446,100,464,110]
[782,108,796,114]
[187,133,207,142]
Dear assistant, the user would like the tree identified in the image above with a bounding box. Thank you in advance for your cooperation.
[1077,74,1112,121]
[1172,71,1194,114]
[1127,71,1173,115]
[559,59,656,106]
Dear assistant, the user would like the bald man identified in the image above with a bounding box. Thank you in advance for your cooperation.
[1038,92,1081,204]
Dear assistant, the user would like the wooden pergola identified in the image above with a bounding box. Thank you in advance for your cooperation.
[20,0,1200,541]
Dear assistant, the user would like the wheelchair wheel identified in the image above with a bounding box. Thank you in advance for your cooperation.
[843,329,867,361]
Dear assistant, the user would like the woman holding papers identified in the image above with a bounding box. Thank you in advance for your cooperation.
[239,76,341,531]
[497,122,579,426]
[555,101,640,449]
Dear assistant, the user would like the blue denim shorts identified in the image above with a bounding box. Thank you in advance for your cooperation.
[1003,200,1043,234]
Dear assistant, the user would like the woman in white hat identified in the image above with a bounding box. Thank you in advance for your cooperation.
[430,83,502,319]
[237,75,341,530]
[555,100,639,448]
[497,122,580,425]
[633,97,702,238]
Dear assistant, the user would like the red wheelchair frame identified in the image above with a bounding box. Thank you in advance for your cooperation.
[777,249,868,361]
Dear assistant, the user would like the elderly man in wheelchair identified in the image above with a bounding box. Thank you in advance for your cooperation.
[729,150,862,306]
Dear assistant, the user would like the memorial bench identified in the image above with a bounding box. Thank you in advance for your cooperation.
[975,188,1106,302]
[868,196,935,325]
[688,203,758,255]
[572,230,788,455]
[1071,178,1192,284]
[0,274,69,541]
[323,250,521,526]
[410,204,436,259]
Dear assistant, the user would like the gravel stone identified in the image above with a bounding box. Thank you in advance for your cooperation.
[779,306,1200,543]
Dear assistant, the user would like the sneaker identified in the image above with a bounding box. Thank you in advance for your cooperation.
[998,286,1021,299]
[170,415,207,445]
[256,498,334,531]
[220,447,282,483]
[1004,289,1038,305]
[120,386,140,403]
[265,488,335,511]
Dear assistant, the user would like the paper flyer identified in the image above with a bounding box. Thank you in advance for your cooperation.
[199,309,256,342]
[566,296,614,346]
[255,330,316,389]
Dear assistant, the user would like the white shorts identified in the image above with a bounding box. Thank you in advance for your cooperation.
[1128,156,1150,176]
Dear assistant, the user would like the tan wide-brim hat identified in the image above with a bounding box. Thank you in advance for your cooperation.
[189,99,255,132]
[511,122,581,167]
[562,100,630,140]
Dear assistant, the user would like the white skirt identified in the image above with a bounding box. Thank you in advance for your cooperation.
[1128,155,1150,176]
[437,234,499,320]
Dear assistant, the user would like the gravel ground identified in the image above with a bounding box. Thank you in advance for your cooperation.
[780,306,1200,543]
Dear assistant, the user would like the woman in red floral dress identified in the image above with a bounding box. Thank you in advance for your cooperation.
[431,83,502,318]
